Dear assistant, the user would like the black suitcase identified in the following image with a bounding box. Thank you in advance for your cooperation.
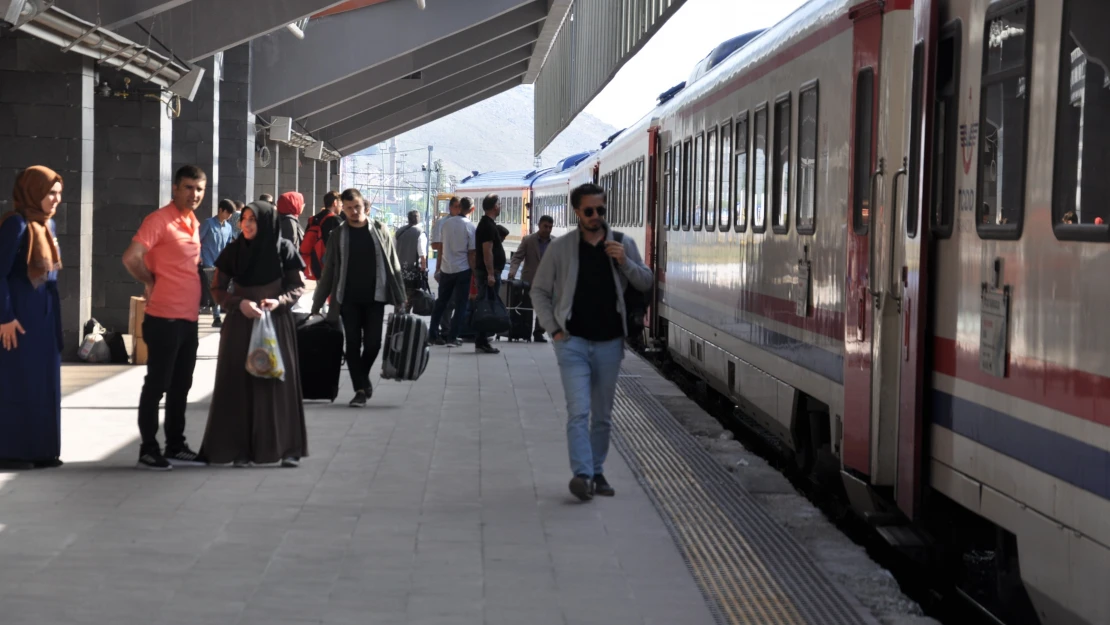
[297,316,344,401]
[498,279,533,342]
[382,313,430,381]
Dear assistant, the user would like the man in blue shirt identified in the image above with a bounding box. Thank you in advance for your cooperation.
[199,199,235,327]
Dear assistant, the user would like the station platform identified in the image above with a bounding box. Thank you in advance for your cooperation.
[0,316,884,625]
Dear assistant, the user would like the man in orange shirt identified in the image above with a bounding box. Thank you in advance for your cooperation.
[122,165,208,471]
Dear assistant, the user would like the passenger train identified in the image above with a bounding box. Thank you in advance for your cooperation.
[445,1,1108,622]
[451,168,546,257]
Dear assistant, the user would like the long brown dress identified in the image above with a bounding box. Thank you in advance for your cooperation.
[200,201,308,465]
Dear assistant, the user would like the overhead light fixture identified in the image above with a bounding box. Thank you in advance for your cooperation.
[413,0,426,9]
[3,0,53,28]
[167,65,205,101]
[285,17,309,40]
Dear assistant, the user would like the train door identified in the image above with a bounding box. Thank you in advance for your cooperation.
[843,0,913,487]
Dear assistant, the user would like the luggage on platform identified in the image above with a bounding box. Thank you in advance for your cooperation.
[498,279,533,342]
[382,313,430,381]
[297,315,343,401]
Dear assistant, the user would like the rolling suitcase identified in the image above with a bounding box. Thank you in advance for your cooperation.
[297,315,343,401]
[382,313,431,381]
[498,279,533,342]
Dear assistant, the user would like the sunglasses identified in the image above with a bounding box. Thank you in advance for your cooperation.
[580,206,607,218]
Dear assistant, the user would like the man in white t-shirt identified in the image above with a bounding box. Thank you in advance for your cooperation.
[428,197,476,346]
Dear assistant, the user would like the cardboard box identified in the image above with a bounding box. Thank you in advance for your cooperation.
[129,296,146,338]
[132,336,148,365]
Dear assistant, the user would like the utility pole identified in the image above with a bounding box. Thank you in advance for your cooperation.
[424,145,433,259]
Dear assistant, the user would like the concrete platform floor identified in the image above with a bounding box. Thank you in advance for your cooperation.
[0,325,717,625]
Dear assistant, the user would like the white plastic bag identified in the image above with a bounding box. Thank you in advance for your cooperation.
[246,311,285,380]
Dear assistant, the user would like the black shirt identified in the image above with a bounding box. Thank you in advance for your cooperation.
[566,237,624,341]
[344,224,377,304]
[475,215,506,275]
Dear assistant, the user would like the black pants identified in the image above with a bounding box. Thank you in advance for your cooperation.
[428,269,471,342]
[138,316,198,454]
[474,272,501,348]
[341,300,385,393]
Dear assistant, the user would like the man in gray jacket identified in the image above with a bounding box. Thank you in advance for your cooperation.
[531,183,653,501]
[508,214,555,342]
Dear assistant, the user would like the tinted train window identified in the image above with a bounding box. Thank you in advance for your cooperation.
[853,68,875,235]
[638,159,645,226]
[977,1,1030,239]
[735,115,749,232]
[706,128,718,231]
[693,133,705,230]
[673,143,682,230]
[908,45,925,238]
[721,121,733,230]
[682,139,692,230]
[753,106,768,233]
[664,150,673,230]
[773,95,792,233]
[1054,0,1110,240]
[932,22,961,238]
[797,83,818,234]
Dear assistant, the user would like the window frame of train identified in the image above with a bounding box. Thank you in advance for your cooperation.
[720,120,733,230]
[734,113,749,233]
[682,138,692,230]
[797,81,819,235]
[753,103,769,233]
[1052,0,1110,241]
[706,126,719,231]
[975,0,1033,241]
[663,149,673,230]
[931,20,962,239]
[638,158,646,227]
[907,44,925,239]
[772,92,792,234]
[672,143,682,230]
[693,132,705,231]
[853,68,875,236]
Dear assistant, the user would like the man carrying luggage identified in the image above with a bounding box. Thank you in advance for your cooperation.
[310,189,406,407]
[473,194,506,355]
[427,198,476,347]
[395,210,428,312]
[508,214,555,342]
[301,190,342,279]
[531,183,653,501]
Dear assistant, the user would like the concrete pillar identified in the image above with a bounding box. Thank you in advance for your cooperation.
[0,32,94,359]
[92,69,173,333]
[331,159,342,191]
[279,144,298,196]
[316,161,331,201]
[254,138,278,201]
[173,56,219,218]
[219,43,254,205]
[298,153,315,226]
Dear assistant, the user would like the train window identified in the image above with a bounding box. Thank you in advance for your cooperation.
[907,45,925,239]
[853,68,875,235]
[931,22,961,239]
[773,94,792,234]
[735,114,749,232]
[753,105,768,233]
[638,159,645,227]
[976,1,1031,240]
[721,121,733,230]
[706,128,718,231]
[797,82,818,235]
[1053,0,1110,241]
[693,133,705,230]
[682,139,692,230]
[664,150,673,230]
[672,143,682,230]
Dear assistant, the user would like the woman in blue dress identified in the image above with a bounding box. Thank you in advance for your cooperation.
[0,166,64,470]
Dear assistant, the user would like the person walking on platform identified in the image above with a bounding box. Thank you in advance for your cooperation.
[532,183,653,501]
[0,166,65,471]
[199,201,308,467]
[473,194,506,355]
[258,193,274,204]
[311,189,406,407]
[431,196,460,334]
[427,198,476,347]
[122,165,209,471]
[508,214,555,342]
[395,210,428,312]
[276,191,305,252]
[199,199,235,328]
[301,191,342,280]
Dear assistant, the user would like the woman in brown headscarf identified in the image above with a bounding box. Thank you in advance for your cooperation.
[0,166,65,471]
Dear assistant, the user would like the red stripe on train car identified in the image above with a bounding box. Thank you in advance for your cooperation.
[933,337,1110,428]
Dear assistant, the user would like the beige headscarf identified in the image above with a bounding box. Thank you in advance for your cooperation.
[2,166,63,288]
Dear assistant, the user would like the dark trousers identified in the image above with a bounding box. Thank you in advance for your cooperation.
[341,300,385,392]
[429,269,471,342]
[475,272,502,348]
[138,316,198,454]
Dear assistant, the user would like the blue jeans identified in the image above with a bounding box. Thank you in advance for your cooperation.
[429,269,471,342]
[552,336,624,478]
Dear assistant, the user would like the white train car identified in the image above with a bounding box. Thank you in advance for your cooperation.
[452,168,548,256]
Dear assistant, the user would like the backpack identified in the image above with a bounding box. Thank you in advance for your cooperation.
[300,213,333,280]
[612,231,648,340]
[279,214,304,253]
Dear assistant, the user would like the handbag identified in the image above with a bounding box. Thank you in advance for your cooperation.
[470,282,511,334]
[410,274,436,317]
[611,231,648,338]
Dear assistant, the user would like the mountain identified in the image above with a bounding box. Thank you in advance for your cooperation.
[348,84,619,189]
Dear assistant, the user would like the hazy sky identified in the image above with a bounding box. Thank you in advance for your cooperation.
[581,0,808,129]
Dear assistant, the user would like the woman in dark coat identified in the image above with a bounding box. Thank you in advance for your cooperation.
[0,166,65,470]
[200,200,308,467]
